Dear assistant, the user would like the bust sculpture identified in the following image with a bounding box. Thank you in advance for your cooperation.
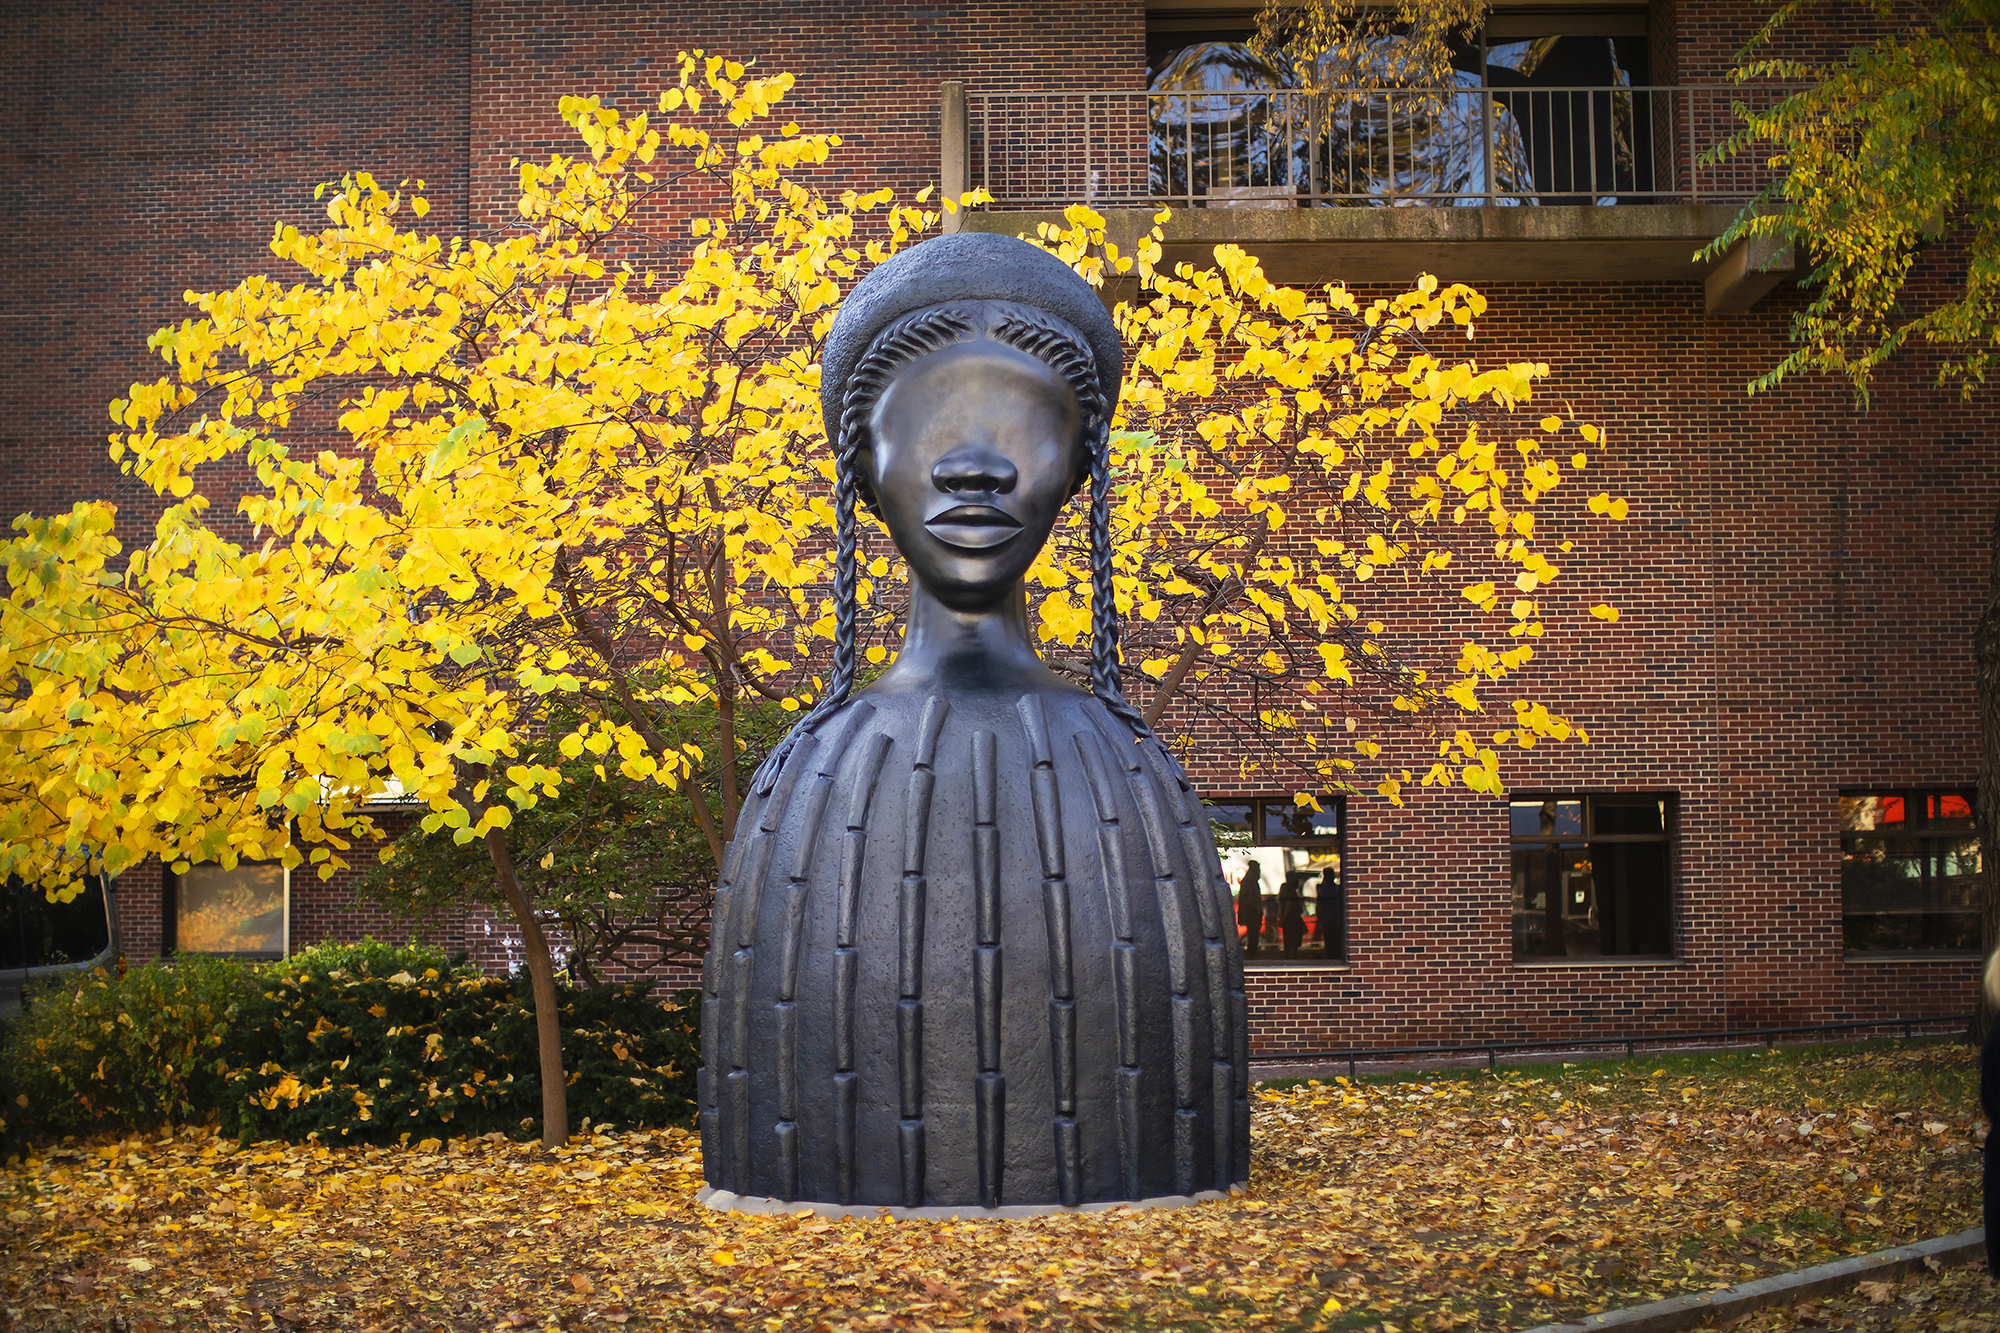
[698,232,1249,1213]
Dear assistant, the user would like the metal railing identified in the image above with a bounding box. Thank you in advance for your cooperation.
[964,84,1797,210]
[1250,1013,1972,1080]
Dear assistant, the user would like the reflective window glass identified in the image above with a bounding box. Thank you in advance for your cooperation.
[1592,799,1665,836]
[2,875,112,971]
[1512,795,1673,961]
[1206,802,1255,846]
[1931,794,1975,831]
[1216,798,1344,964]
[1511,799,1582,838]
[173,864,287,958]
[1264,802,1340,839]
[1842,794,1906,832]
[1842,790,1980,953]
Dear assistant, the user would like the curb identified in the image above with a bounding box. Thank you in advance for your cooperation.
[1521,1228,1986,1333]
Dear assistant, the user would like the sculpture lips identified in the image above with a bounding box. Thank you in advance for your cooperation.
[924,503,1023,550]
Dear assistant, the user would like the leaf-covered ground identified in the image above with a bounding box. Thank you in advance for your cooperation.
[0,1042,1984,1332]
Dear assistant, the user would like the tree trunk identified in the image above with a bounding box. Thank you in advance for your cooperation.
[1142,513,1271,728]
[718,678,740,843]
[484,824,569,1148]
[1972,498,2000,1043]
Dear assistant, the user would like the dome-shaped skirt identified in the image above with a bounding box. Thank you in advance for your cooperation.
[698,684,1251,1210]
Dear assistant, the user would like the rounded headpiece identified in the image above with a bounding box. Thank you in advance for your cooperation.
[820,232,1123,448]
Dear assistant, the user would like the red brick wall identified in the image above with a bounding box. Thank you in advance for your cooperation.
[112,811,472,969]
[13,1,1993,1056]
[1666,0,1914,84]
[467,1,1148,228]
[1171,267,1994,1055]
[112,836,706,991]
[0,1,472,545]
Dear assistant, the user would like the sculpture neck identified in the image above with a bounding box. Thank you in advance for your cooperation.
[876,579,1062,693]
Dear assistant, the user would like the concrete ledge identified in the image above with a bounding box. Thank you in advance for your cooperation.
[1521,1228,1986,1333]
[698,1183,1237,1219]
[966,204,1746,286]
[1704,231,1794,314]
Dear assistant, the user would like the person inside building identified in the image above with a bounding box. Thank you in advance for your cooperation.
[1278,873,1307,958]
[1239,860,1265,957]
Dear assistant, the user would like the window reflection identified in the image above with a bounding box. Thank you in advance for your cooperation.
[1207,802,1255,838]
[1510,799,1582,837]
[1208,797,1345,963]
[1932,793,1974,830]
[1264,802,1340,839]
[1144,27,1654,207]
[1511,795,1673,960]
[1842,789,1980,952]
[2,874,112,971]
[172,864,287,958]
[1841,794,1907,832]
[1593,798,1666,836]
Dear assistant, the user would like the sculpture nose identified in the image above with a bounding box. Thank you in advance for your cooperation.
[931,443,1018,495]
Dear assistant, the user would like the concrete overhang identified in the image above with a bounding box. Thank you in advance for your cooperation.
[962,203,1752,291]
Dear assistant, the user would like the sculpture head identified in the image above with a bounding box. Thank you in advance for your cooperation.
[760,234,1145,768]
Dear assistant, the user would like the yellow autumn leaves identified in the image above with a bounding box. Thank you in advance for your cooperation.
[1,1044,1975,1332]
[4,52,904,893]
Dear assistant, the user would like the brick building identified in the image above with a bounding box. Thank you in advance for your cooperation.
[2,1,1991,1055]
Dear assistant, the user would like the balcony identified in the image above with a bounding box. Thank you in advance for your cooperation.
[943,83,1798,307]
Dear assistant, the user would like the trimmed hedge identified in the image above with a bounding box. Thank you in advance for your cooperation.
[5,955,259,1134]
[221,969,698,1142]
[2,940,700,1144]
[266,936,457,984]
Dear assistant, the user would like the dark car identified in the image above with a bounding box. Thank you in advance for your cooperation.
[1,874,119,1017]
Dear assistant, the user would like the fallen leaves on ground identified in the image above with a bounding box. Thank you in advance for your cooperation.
[0,1043,1981,1331]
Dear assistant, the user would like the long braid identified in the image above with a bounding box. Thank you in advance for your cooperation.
[1084,419,1151,737]
[755,306,975,790]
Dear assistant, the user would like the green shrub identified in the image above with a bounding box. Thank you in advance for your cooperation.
[0,1017,18,1160]
[0,943,697,1146]
[4,956,259,1132]
[222,970,698,1143]
[265,936,457,984]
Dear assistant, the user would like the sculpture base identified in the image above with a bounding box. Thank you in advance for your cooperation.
[698,1184,1239,1220]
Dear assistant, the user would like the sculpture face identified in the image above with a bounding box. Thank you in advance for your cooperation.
[863,338,1085,612]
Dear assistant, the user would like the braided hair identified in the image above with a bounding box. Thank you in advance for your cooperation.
[757,300,1146,790]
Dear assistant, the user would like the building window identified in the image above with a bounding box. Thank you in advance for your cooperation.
[1143,11,1651,206]
[164,863,288,959]
[1207,798,1344,963]
[1511,795,1673,961]
[1841,791,1981,954]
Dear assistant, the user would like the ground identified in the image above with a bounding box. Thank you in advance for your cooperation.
[0,1042,1985,1332]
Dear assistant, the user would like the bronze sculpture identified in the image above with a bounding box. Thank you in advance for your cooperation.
[699,233,1249,1214]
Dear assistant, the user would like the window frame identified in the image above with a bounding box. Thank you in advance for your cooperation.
[1206,795,1347,966]
[1839,788,1981,958]
[1509,792,1677,965]
[162,861,291,961]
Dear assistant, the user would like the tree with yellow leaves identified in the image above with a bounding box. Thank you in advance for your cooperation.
[0,53,1625,1146]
